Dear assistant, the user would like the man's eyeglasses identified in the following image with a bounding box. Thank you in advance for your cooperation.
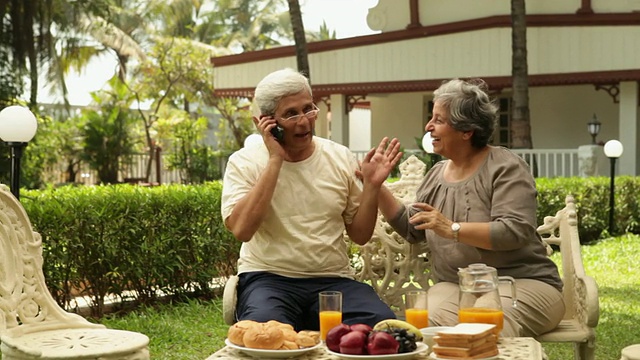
[277,104,320,123]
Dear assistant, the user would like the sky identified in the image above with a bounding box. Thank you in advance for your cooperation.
[37,0,379,106]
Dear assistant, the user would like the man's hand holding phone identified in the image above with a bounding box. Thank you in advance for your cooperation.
[253,115,286,158]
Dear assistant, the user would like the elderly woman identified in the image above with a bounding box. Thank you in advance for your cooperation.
[377,79,565,337]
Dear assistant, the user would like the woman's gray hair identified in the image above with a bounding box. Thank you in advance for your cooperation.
[433,79,498,148]
[253,68,312,116]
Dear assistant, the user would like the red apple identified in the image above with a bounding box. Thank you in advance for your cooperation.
[350,323,373,335]
[339,331,368,355]
[367,331,400,355]
[325,323,351,353]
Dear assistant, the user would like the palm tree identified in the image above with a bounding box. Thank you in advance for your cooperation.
[0,0,146,107]
[211,0,291,52]
[287,0,310,80]
[510,0,532,149]
[306,21,337,42]
[0,0,83,106]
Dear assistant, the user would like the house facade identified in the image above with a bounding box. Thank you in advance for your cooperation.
[211,0,640,176]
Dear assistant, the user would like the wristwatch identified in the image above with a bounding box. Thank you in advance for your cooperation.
[451,222,461,242]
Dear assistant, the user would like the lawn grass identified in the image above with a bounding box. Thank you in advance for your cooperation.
[100,298,228,360]
[100,234,640,359]
[544,234,640,359]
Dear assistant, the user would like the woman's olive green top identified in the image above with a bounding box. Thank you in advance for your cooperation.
[388,146,563,292]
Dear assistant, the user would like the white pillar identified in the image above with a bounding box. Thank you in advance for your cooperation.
[578,145,599,177]
[330,94,349,146]
[315,102,329,139]
[618,81,638,175]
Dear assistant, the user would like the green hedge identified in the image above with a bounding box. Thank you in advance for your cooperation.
[19,176,639,317]
[535,176,640,242]
[22,182,239,317]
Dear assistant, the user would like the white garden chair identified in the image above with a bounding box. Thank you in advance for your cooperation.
[0,184,150,360]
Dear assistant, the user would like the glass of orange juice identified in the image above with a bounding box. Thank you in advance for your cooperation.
[319,291,343,341]
[404,290,429,329]
[458,307,504,335]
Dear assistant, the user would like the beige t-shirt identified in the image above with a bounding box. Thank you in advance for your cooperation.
[221,137,362,278]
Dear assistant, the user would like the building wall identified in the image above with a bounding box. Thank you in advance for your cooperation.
[529,85,618,149]
[370,93,425,151]
[368,0,640,32]
[215,26,640,90]
[530,85,620,176]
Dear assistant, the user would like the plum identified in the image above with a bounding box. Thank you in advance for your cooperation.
[325,323,351,353]
[367,331,399,355]
[339,331,368,355]
[350,323,373,335]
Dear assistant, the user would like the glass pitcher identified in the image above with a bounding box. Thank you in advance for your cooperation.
[457,263,517,336]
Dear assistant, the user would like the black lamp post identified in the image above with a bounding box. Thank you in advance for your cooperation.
[603,140,623,234]
[0,106,38,201]
[587,114,601,145]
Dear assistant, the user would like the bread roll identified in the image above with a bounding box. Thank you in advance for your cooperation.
[298,330,320,343]
[266,320,295,331]
[227,320,260,346]
[294,333,317,348]
[282,328,298,342]
[279,340,299,350]
[243,325,284,350]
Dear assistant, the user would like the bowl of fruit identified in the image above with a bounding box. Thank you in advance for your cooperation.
[324,319,428,359]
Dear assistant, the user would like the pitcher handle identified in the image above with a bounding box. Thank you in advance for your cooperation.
[498,276,518,307]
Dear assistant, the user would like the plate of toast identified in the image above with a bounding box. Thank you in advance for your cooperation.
[427,323,500,360]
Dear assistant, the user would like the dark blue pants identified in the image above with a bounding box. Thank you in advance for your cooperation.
[236,272,396,331]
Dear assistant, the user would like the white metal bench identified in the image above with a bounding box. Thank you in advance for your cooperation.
[0,184,151,360]
[352,155,599,360]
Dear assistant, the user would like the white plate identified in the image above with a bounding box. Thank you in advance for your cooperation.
[225,338,322,358]
[429,350,500,360]
[326,342,428,359]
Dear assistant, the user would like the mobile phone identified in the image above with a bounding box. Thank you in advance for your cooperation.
[261,114,284,143]
[270,124,284,143]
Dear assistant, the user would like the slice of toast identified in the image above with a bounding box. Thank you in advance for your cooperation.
[431,347,499,359]
[435,323,496,341]
[433,340,498,358]
[434,334,497,348]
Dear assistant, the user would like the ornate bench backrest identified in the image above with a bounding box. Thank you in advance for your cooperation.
[350,156,432,315]
[536,195,599,327]
[0,184,88,338]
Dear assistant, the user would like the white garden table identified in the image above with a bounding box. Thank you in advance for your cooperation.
[206,337,544,360]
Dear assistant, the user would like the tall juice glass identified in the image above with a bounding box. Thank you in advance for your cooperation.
[404,290,429,329]
[319,291,343,341]
[458,307,504,335]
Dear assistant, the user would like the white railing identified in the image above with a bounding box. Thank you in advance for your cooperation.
[352,148,580,178]
[511,149,579,178]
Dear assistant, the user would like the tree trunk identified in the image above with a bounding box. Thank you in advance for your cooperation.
[287,0,310,81]
[24,1,38,106]
[510,0,532,149]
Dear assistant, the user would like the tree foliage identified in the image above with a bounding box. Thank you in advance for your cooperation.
[0,0,330,187]
[80,77,139,184]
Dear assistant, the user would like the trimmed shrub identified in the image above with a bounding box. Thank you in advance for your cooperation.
[18,175,639,317]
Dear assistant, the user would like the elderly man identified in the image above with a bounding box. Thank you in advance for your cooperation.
[221,68,401,331]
